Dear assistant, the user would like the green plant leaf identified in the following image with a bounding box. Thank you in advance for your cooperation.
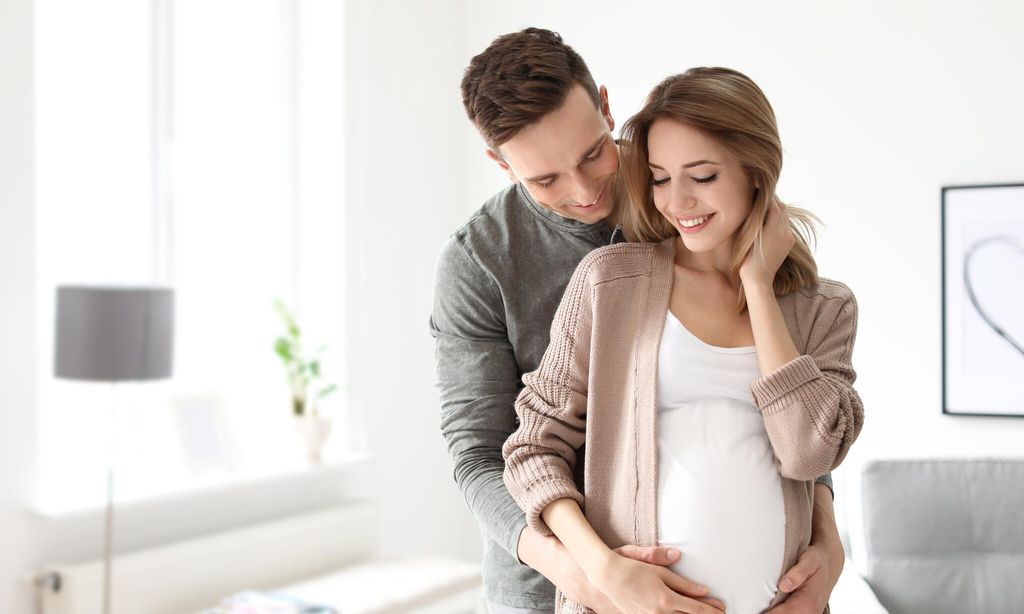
[316,384,338,399]
[273,298,301,339]
[274,338,293,362]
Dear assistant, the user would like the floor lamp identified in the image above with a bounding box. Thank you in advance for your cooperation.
[54,286,174,614]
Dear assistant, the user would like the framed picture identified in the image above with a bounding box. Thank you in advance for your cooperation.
[942,183,1024,417]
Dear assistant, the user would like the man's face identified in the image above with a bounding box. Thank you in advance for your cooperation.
[489,84,618,225]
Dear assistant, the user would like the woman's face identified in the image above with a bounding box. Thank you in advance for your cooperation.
[646,118,757,256]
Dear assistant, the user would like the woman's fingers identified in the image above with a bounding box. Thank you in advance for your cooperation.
[655,569,726,613]
[694,595,727,611]
[613,543,682,567]
[657,566,710,597]
[670,595,727,614]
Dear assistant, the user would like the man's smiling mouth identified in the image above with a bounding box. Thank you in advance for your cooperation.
[571,179,609,210]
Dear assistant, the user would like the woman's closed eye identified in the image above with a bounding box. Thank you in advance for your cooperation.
[650,173,718,187]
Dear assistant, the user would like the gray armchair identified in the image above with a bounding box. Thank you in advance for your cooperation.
[859,459,1024,614]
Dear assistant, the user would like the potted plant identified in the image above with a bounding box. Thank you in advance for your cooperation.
[273,299,338,463]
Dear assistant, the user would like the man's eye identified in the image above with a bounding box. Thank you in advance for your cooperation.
[651,177,669,187]
[535,179,555,189]
[694,174,718,184]
[583,141,605,163]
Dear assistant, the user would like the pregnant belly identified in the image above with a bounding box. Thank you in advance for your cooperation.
[656,399,786,614]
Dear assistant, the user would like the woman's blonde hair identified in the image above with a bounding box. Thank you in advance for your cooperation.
[619,67,820,313]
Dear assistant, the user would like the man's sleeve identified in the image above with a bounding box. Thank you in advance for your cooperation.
[430,234,530,563]
[815,473,834,499]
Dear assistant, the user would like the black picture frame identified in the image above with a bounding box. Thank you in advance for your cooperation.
[942,182,1024,418]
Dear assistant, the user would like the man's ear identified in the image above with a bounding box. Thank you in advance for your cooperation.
[599,84,615,133]
[485,148,518,183]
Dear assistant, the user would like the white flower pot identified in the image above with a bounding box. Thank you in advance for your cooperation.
[294,414,332,464]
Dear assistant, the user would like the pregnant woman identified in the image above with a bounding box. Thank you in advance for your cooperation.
[502,67,864,614]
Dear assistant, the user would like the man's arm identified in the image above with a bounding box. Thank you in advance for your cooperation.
[815,473,833,498]
[431,235,531,561]
[810,483,845,574]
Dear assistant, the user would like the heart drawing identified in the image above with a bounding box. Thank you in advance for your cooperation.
[963,234,1024,359]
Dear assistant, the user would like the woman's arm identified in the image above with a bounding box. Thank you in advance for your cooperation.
[502,251,598,535]
[542,498,724,614]
[743,276,800,374]
[740,201,864,481]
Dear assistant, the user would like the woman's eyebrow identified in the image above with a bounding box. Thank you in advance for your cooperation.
[648,159,720,170]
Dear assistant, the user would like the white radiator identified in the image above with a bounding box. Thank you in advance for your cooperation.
[39,501,379,614]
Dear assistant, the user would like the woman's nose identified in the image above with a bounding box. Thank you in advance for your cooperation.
[670,186,696,210]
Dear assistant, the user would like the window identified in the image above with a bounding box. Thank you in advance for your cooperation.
[34,0,349,513]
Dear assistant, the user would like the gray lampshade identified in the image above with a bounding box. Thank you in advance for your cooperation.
[54,286,174,382]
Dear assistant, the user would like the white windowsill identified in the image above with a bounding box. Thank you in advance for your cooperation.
[33,450,371,520]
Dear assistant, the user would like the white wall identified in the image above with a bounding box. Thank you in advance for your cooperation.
[448,0,1024,561]
[1,0,41,611]
[340,0,483,561]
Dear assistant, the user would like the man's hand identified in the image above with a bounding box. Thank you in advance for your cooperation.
[518,526,723,613]
[765,542,842,613]
[766,483,845,614]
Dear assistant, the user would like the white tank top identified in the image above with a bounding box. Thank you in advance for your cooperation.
[656,312,786,614]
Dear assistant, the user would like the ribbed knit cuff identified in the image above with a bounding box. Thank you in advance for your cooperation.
[750,354,821,412]
[522,479,585,537]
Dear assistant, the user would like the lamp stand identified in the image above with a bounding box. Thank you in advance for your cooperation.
[102,382,117,614]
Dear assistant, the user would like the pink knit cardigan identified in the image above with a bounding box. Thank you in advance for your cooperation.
[503,237,864,614]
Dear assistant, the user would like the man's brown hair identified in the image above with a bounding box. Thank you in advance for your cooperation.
[461,28,600,149]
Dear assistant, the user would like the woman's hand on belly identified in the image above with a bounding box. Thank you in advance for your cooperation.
[590,554,726,614]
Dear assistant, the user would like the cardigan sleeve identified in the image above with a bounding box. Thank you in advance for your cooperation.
[750,287,865,481]
[502,256,594,537]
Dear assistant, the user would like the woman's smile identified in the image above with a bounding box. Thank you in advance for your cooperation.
[677,212,716,233]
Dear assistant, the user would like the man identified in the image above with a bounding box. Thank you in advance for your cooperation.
[431,28,845,614]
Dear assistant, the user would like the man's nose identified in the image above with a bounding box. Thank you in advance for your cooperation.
[568,170,601,205]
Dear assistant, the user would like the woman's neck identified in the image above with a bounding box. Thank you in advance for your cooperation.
[674,236,740,289]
